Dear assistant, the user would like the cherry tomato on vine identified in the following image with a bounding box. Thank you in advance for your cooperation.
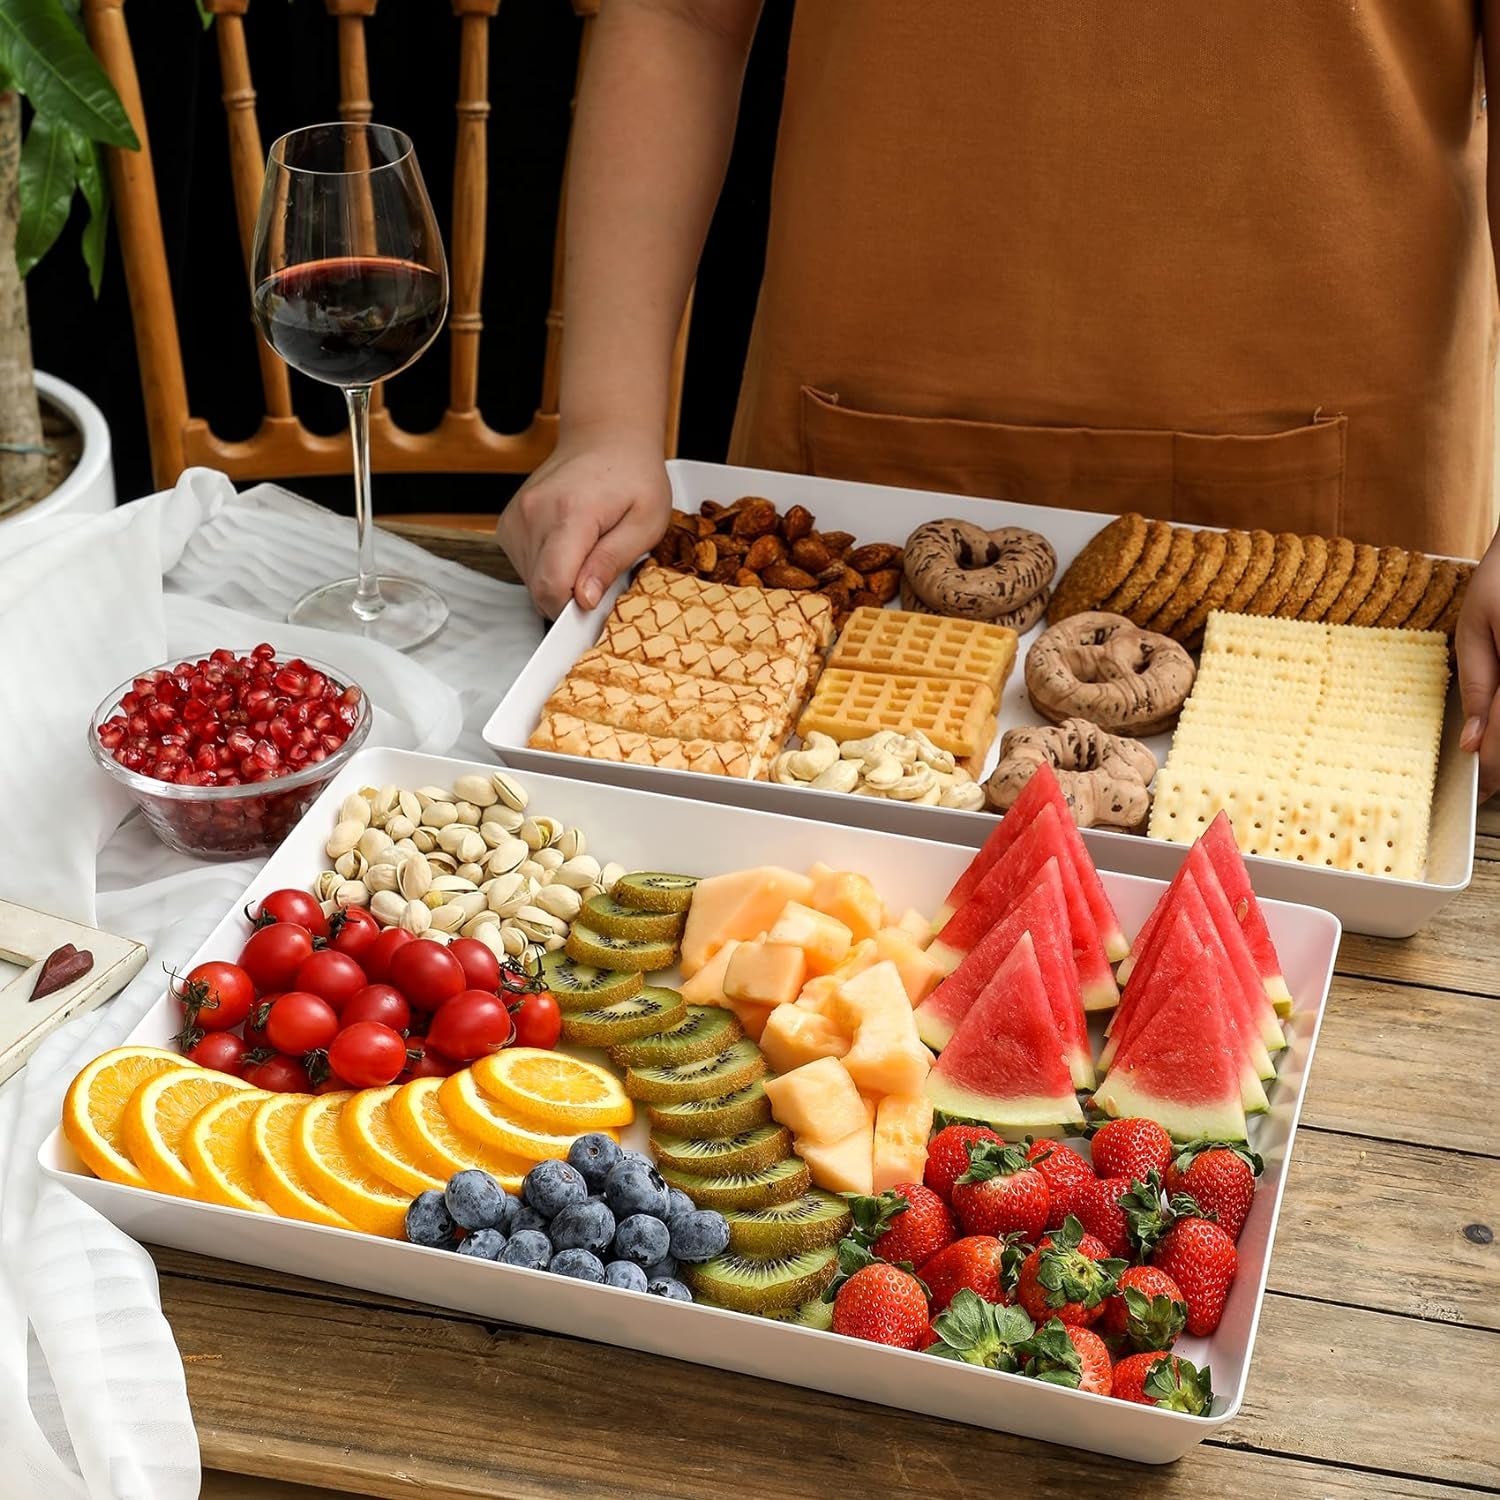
[314,1076,352,1095]
[264,990,340,1054]
[238,922,315,995]
[293,948,368,1013]
[447,937,501,994]
[388,941,467,1013]
[509,989,561,1051]
[400,1040,456,1080]
[328,1021,408,1088]
[328,906,380,967]
[247,887,329,939]
[174,960,255,1035]
[426,989,513,1063]
[242,1003,275,1051]
[242,1052,311,1093]
[339,983,411,1033]
[185,1030,250,1076]
[362,927,415,985]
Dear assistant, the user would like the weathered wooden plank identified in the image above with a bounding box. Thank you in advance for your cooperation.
[381,519,519,583]
[203,1475,348,1500]
[1476,797,1499,839]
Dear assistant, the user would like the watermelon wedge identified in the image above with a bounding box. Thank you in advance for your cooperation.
[929,802,1119,1011]
[914,858,1094,1089]
[925,930,1085,1135]
[933,763,1129,963]
[1091,910,1249,1141]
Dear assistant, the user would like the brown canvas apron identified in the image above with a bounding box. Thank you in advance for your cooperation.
[729,2,1499,559]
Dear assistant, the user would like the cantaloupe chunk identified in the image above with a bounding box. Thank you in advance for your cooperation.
[679,940,740,1006]
[680,866,814,977]
[767,901,853,976]
[807,868,884,944]
[837,962,934,1098]
[759,1004,850,1075]
[724,938,807,1009]
[794,1121,874,1196]
[875,928,944,1006]
[872,1093,936,1192]
[763,1057,867,1144]
[895,908,935,950]
[725,996,775,1042]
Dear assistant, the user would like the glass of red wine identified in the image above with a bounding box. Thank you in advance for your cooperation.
[251,122,450,650]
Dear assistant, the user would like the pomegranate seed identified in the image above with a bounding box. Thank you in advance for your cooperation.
[269,716,294,751]
[226,729,255,758]
[181,697,208,723]
[120,747,145,770]
[252,740,281,771]
[98,724,124,749]
[253,642,276,659]
[146,701,176,730]
[195,745,218,772]
[303,671,327,698]
[211,648,235,665]
[127,713,149,736]
[308,746,327,762]
[288,745,309,765]
[274,666,306,695]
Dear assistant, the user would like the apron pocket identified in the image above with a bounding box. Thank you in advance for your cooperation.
[1170,418,1346,535]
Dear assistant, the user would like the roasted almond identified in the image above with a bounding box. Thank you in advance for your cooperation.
[820,582,853,612]
[735,568,761,588]
[846,542,902,572]
[699,500,725,520]
[840,565,866,592]
[694,539,718,572]
[782,504,815,541]
[669,509,698,532]
[821,530,856,556]
[864,568,902,603]
[762,563,818,590]
[715,534,748,559]
[730,498,780,538]
[744,533,787,571]
[816,562,848,586]
[650,537,678,566]
[851,590,882,610]
[790,537,833,573]
[709,556,741,583]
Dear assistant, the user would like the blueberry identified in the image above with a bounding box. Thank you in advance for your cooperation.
[665,1187,697,1225]
[647,1276,693,1302]
[669,1209,730,1264]
[523,1159,588,1220]
[405,1190,459,1249]
[549,1199,617,1257]
[445,1170,509,1231]
[604,1260,649,1293]
[550,1248,606,1283]
[618,1149,655,1173]
[604,1160,671,1221]
[644,1255,680,1282]
[567,1133,623,1193]
[512,1205,550,1237]
[455,1228,507,1261]
[612,1213,671,1268]
[498,1229,553,1271]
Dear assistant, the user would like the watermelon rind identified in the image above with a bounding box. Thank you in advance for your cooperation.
[1089,1067,1247,1143]
[925,1074,1085,1136]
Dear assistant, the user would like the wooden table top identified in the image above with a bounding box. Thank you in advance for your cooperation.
[157,533,1499,1499]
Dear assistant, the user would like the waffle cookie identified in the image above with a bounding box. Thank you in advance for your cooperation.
[796,669,998,768]
[530,712,776,779]
[828,606,1018,698]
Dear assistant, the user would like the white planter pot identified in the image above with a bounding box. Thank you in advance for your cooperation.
[4,370,116,526]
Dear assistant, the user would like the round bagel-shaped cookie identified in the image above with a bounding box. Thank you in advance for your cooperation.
[903,519,1057,621]
[985,718,1158,830]
[1048,514,1150,624]
[1025,611,1197,738]
[899,578,1049,632]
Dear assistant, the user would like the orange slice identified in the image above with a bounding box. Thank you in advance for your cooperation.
[471,1048,634,1131]
[440,1068,610,1163]
[340,1085,446,1197]
[248,1093,355,1231]
[290,1092,412,1239]
[387,1076,531,1191]
[120,1068,257,1198]
[61,1046,194,1189]
[181,1089,274,1212]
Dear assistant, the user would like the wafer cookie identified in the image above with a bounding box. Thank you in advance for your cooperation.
[601,602,816,658]
[631,563,836,647]
[543,678,782,747]
[529,712,773,779]
[796,669,998,767]
[828,607,1018,698]
[592,626,813,699]
[566,650,788,712]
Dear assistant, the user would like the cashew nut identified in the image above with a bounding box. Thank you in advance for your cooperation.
[862,752,905,791]
[783,732,840,781]
[886,764,937,801]
[940,778,987,811]
[810,759,861,793]
[839,730,901,761]
[909,730,957,774]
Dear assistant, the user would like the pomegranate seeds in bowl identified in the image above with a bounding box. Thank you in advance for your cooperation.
[90,646,372,860]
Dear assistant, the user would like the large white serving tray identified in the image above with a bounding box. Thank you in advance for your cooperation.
[42,746,1340,1465]
[483,459,1476,939]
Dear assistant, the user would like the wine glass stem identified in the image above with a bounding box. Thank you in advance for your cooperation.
[345,383,384,621]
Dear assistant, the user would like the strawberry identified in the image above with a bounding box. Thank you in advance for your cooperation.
[1019,1316,1113,1397]
[924,1123,1004,1201]
[1070,1173,1135,1258]
[1016,1215,1126,1328]
[921,1235,1007,1312]
[1111,1352,1215,1413]
[951,1142,1050,1240]
[927,1289,1037,1371]
[1099,1266,1187,1351]
[1151,1215,1238,1336]
[1163,1142,1263,1242]
[1091,1118,1172,1184]
[831,1262,930,1349]
[847,1184,955,1270]
[1025,1138,1095,1227]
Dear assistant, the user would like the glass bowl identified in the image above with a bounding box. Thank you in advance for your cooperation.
[88,650,372,860]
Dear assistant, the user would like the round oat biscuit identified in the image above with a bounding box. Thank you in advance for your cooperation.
[1374,549,1433,627]
[1127,527,1197,625]
[1244,532,1305,616]
[1324,542,1380,626]
[1349,547,1410,627]
[1175,528,1254,645]
[1297,535,1355,621]
[1048,513,1151,624]
[1277,533,1328,619]
[1148,527,1228,637]
[1406,559,1465,632]
[1221,529,1277,615]
[1103,519,1173,617]
[1432,567,1472,638]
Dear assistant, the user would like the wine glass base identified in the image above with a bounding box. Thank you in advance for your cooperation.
[288,576,449,652]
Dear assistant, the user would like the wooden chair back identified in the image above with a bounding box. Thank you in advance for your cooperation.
[81,0,690,492]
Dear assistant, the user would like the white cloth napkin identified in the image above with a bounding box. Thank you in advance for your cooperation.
[0,469,543,1499]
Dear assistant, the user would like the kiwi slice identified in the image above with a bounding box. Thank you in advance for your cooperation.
[565,922,679,974]
[538,951,645,1012]
[655,1156,811,1211]
[581,894,685,943]
[683,1245,838,1314]
[646,1078,774,1140]
[650,1122,792,1177]
[720,1191,854,1258]
[560,986,688,1048]
[613,871,699,914]
[767,1296,836,1331]
[607,1005,743,1069]
[624,1040,767,1104]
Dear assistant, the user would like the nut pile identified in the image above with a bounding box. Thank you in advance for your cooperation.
[315,771,622,970]
[651,497,903,624]
[771,730,986,810]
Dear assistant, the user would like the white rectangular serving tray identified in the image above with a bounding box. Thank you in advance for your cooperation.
[41,747,1339,1465]
[483,459,1477,939]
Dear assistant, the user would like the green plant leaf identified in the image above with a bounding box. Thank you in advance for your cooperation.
[194,0,214,27]
[0,0,139,148]
[15,111,76,277]
[70,126,108,295]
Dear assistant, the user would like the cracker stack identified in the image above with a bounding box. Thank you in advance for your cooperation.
[1147,611,1449,880]
[528,565,832,779]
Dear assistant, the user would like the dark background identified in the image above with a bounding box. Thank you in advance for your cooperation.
[27,0,795,512]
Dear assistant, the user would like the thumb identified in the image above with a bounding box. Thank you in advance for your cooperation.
[1455,592,1500,753]
[575,507,667,611]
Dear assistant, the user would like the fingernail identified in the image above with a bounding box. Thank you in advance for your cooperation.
[1462,716,1484,751]
[578,578,601,611]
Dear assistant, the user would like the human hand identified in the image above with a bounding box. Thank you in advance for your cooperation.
[496,430,671,618]
[1455,537,1500,799]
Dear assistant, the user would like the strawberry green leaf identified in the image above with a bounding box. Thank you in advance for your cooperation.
[1122,1284,1187,1353]
[846,1190,911,1248]
[1143,1354,1215,1415]
[928,1289,1034,1371]
[1018,1317,1083,1388]
[955,1140,1030,1185]
[1170,1139,1263,1176]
